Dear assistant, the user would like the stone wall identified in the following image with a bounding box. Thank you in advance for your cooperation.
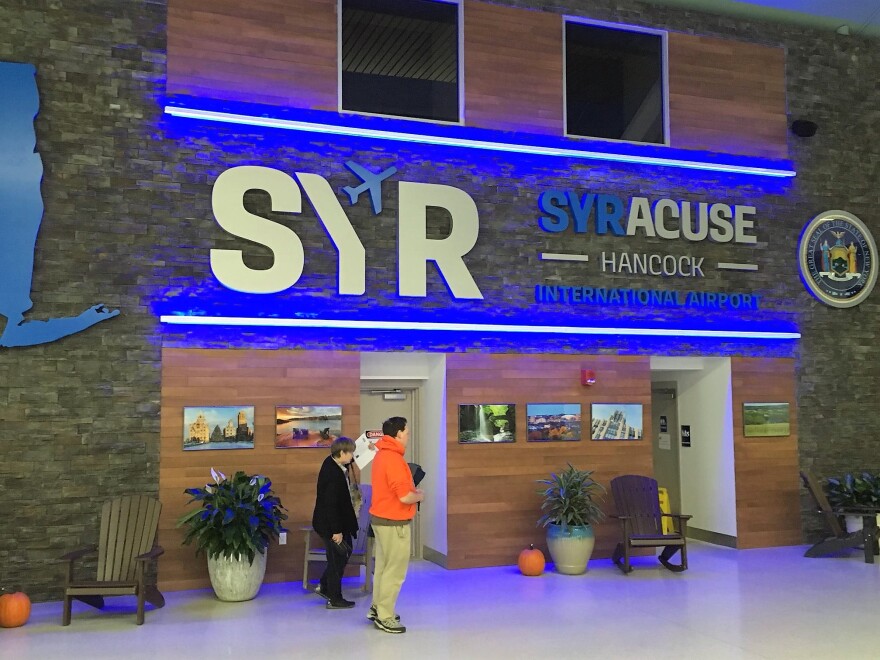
[1,0,878,600]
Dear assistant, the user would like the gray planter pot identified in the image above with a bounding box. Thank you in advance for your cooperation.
[546,523,595,575]
[207,550,268,601]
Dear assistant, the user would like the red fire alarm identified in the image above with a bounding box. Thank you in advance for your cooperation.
[581,369,596,386]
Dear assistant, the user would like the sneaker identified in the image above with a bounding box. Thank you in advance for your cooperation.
[327,598,355,609]
[313,586,331,602]
[367,605,400,622]
[374,617,406,634]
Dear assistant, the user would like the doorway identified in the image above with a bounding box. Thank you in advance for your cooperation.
[651,382,681,514]
[360,386,421,558]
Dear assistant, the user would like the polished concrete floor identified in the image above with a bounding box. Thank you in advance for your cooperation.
[6,542,879,659]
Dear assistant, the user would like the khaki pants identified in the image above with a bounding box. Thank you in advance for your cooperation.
[371,523,411,621]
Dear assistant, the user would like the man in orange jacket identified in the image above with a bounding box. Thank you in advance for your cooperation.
[368,416,423,634]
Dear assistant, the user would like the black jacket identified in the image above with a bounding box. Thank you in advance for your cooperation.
[311,455,358,538]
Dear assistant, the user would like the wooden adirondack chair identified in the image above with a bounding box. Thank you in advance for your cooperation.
[800,470,880,563]
[60,495,165,625]
[302,484,374,592]
[611,475,692,574]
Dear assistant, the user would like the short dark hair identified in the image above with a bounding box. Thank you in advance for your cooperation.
[330,436,355,458]
[382,416,407,438]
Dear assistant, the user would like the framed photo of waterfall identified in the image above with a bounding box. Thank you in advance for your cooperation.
[458,404,516,443]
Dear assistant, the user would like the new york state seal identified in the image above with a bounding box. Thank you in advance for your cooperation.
[798,210,877,308]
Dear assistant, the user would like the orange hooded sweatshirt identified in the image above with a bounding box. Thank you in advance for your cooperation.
[369,435,417,521]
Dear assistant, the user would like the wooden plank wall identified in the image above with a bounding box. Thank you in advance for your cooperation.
[158,348,361,591]
[445,353,653,569]
[667,33,788,160]
[731,357,801,548]
[463,0,564,135]
[167,0,338,109]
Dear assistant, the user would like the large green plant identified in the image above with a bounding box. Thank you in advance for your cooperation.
[537,463,606,529]
[178,469,288,564]
[825,472,880,510]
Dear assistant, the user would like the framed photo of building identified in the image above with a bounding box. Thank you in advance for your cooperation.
[591,403,643,441]
[458,404,516,443]
[743,402,790,437]
[275,405,343,448]
[183,406,255,450]
[527,403,581,442]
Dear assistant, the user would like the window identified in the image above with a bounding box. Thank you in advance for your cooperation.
[565,21,666,144]
[341,0,460,123]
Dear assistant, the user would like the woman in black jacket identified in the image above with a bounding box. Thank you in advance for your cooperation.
[311,436,359,608]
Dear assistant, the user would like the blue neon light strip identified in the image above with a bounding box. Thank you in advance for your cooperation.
[164,105,797,178]
[160,315,800,340]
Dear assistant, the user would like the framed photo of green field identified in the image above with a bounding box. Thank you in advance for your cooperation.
[742,402,790,437]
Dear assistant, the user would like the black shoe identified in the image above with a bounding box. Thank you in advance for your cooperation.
[313,586,331,602]
[327,598,355,609]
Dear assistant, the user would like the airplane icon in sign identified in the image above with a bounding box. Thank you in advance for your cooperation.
[342,160,398,215]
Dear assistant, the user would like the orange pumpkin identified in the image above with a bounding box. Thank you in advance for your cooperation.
[518,544,545,576]
[0,590,31,628]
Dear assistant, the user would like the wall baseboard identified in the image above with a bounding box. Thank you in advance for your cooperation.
[687,526,737,548]
[422,545,448,568]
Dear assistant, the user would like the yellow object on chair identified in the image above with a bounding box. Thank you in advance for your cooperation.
[658,487,673,534]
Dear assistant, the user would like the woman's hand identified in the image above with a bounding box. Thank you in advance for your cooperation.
[332,533,343,544]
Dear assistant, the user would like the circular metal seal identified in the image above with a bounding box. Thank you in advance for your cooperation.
[798,210,877,308]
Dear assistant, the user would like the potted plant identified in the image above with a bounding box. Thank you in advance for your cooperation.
[825,472,880,532]
[178,468,288,601]
[537,463,606,575]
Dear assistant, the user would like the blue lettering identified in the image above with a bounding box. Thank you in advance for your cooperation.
[566,192,595,233]
[596,194,625,235]
[538,190,569,232]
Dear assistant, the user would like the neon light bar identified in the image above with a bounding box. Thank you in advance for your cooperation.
[164,106,797,178]
[160,315,800,340]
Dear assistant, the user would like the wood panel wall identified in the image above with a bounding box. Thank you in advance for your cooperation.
[167,0,338,109]
[158,348,361,591]
[731,357,801,548]
[463,0,564,135]
[667,33,788,160]
[445,353,653,569]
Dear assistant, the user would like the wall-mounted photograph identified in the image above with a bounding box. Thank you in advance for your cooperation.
[591,403,643,440]
[275,405,342,448]
[527,403,581,442]
[183,406,255,451]
[743,402,790,437]
[459,404,516,443]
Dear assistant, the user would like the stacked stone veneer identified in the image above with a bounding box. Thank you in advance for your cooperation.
[1,0,878,599]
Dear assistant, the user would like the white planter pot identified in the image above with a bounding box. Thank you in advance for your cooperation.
[207,550,267,602]
[845,514,880,534]
[546,524,596,575]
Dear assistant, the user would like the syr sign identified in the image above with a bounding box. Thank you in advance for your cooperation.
[210,166,484,299]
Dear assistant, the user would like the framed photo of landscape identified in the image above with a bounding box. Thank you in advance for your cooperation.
[275,405,343,448]
[458,404,516,443]
[526,403,581,442]
[183,406,255,451]
[591,403,643,441]
[742,402,790,437]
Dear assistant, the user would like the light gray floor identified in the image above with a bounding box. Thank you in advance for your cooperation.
[6,542,879,659]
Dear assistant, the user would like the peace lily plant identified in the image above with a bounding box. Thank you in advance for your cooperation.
[178,468,288,564]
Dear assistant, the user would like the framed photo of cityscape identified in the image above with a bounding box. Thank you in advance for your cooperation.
[526,403,581,442]
[591,403,643,441]
[275,405,343,448]
[742,402,790,437]
[458,404,516,444]
[183,406,255,451]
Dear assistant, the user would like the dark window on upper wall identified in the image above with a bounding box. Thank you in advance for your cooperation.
[341,0,460,123]
[565,21,665,144]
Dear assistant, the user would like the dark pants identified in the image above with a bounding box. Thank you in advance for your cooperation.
[320,533,352,600]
